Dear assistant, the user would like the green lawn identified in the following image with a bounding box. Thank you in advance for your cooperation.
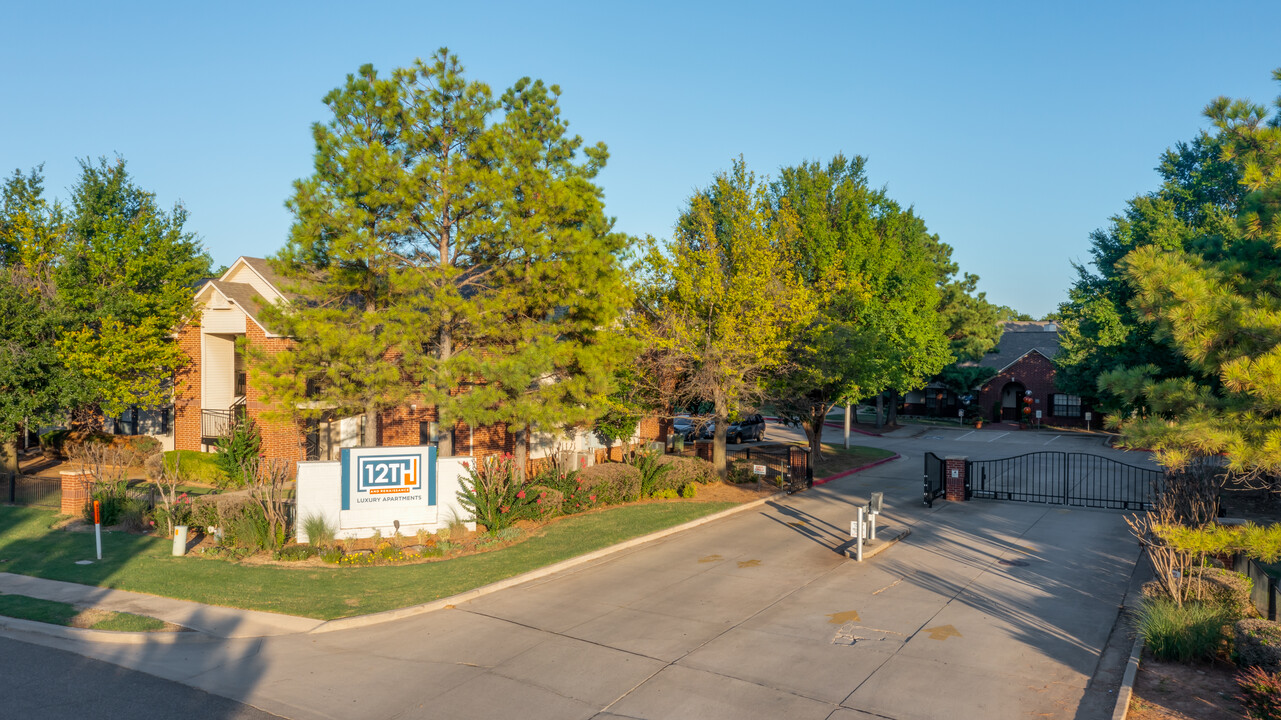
[0,593,166,631]
[813,444,897,477]
[0,501,736,620]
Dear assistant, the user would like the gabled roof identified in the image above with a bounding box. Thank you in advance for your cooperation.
[195,279,284,335]
[209,280,269,319]
[238,257,296,300]
[975,321,1061,372]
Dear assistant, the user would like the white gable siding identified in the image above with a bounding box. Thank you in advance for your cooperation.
[201,292,247,334]
[202,334,236,412]
[222,259,282,303]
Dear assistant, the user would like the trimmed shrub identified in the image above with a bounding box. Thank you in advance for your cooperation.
[651,488,679,500]
[680,482,698,499]
[1135,597,1231,662]
[578,463,642,505]
[1238,666,1281,720]
[655,455,717,487]
[525,485,564,518]
[1190,566,1255,619]
[39,428,71,459]
[1238,619,1281,671]
[160,450,228,485]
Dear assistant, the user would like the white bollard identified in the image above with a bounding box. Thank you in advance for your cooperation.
[855,507,865,561]
[172,525,189,556]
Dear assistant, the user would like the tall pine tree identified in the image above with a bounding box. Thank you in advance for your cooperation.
[257,50,631,455]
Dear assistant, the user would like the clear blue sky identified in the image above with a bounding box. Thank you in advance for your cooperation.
[4,1,1279,318]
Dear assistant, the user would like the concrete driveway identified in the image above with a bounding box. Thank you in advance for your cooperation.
[5,429,1147,720]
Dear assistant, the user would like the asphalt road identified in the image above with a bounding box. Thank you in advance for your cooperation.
[0,635,280,720]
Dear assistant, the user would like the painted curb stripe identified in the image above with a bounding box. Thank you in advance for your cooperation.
[812,454,902,487]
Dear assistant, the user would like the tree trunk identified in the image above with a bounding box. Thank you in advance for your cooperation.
[887,389,899,426]
[713,393,728,479]
[363,405,377,447]
[1,432,18,476]
[875,394,884,429]
[805,402,826,479]
[513,427,528,481]
[438,425,454,458]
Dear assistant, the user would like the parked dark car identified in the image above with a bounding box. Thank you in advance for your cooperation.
[698,414,766,443]
[672,417,698,441]
[728,414,766,443]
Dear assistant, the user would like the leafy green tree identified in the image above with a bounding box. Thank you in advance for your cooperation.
[56,158,213,418]
[638,158,811,477]
[0,168,69,473]
[766,155,951,462]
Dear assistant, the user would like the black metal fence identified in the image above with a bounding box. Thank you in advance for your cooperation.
[967,451,1161,510]
[2,472,62,509]
[726,445,811,492]
[923,452,945,507]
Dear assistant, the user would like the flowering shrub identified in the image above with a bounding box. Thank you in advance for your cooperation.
[456,454,539,532]
[562,481,597,513]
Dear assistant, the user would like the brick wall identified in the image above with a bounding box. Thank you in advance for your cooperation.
[244,322,306,461]
[60,471,94,516]
[975,352,1092,426]
[174,323,202,452]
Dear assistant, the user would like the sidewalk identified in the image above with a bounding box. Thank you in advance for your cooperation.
[0,573,322,638]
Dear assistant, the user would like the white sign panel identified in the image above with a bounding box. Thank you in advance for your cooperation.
[752,464,767,476]
[340,446,437,529]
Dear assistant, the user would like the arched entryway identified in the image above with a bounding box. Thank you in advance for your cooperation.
[1000,381,1026,421]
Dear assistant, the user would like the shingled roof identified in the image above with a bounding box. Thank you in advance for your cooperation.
[240,256,299,300]
[208,280,280,333]
[976,321,1061,371]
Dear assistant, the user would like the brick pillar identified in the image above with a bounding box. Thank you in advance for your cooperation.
[944,456,968,501]
[60,470,94,516]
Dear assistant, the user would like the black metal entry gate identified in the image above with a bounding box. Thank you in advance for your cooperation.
[967,451,1162,510]
[923,452,945,506]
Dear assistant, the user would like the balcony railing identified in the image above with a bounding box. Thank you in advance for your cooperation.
[201,409,238,440]
[235,372,247,398]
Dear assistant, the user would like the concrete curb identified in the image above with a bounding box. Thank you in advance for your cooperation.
[0,615,217,646]
[307,491,787,634]
[812,454,902,487]
[761,416,884,437]
[1111,634,1144,720]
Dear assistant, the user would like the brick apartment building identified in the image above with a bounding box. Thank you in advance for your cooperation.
[904,321,1093,425]
[174,257,661,464]
[973,321,1092,425]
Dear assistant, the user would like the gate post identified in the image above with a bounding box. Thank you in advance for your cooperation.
[60,470,95,515]
[944,456,968,502]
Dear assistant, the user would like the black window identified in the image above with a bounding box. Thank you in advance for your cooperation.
[1051,394,1082,417]
[419,421,439,447]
